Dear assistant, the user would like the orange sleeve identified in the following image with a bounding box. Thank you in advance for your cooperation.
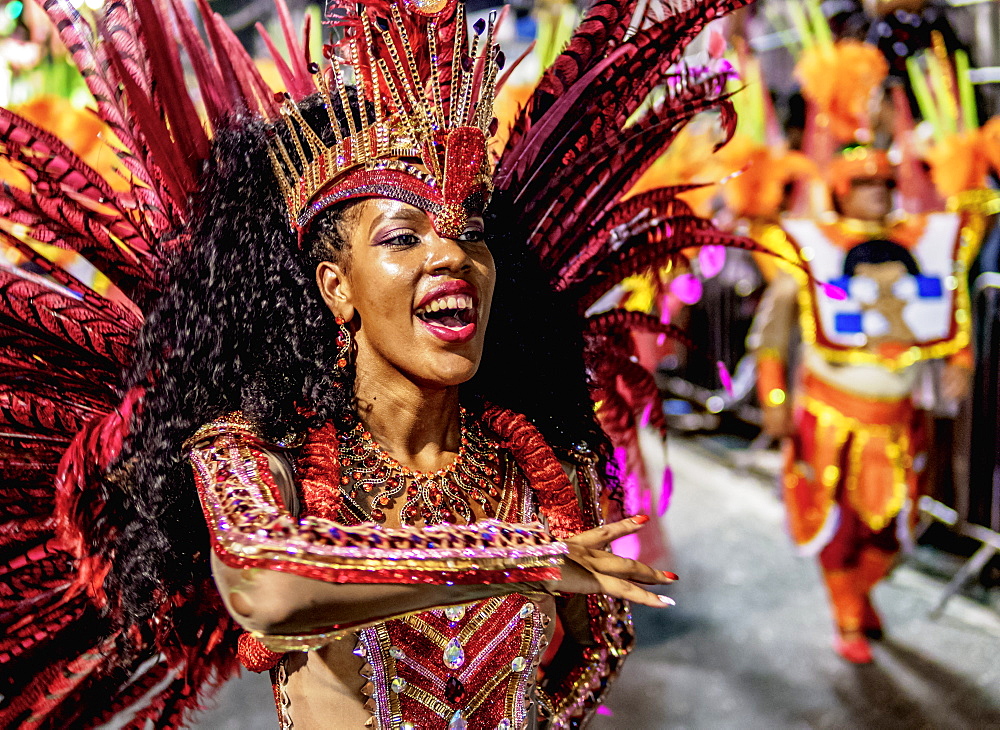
[756,352,788,407]
[947,346,974,371]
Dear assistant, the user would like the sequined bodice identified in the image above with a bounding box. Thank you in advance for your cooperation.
[356,594,549,730]
[320,416,549,730]
[348,448,550,730]
[190,411,631,730]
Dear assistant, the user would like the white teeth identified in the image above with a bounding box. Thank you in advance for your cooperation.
[415,293,474,316]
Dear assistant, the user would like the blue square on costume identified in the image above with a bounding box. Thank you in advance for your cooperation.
[834,312,864,333]
[915,276,943,298]
[829,276,851,294]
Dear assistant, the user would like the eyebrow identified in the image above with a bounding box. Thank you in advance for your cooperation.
[369,204,428,232]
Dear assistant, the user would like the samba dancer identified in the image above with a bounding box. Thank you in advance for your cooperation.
[0,0,752,725]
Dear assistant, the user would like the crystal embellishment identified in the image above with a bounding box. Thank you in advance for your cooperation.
[445,605,467,622]
[391,677,407,694]
[496,721,512,730]
[389,646,405,660]
[448,710,468,730]
[443,637,465,669]
[510,656,527,672]
[445,675,466,703]
[518,603,534,618]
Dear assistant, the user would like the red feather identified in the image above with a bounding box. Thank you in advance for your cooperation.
[133,0,211,165]
[168,0,227,123]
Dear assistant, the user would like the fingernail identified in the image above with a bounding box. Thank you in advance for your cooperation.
[658,595,676,606]
[661,571,679,582]
[630,515,650,525]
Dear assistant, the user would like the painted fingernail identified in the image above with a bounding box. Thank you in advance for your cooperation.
[661,571,679,582]
[630,515,650,525]
[658,595,676,606]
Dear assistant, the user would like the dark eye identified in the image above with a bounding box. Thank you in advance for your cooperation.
[458,227,486,243]
[380,232,420,249]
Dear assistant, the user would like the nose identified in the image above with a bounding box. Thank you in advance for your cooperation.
[426,231,472,275]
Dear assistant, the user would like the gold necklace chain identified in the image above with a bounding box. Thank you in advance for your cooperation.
[337,409,504,524]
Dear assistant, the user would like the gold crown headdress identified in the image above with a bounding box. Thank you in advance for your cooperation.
[266,0,502,237]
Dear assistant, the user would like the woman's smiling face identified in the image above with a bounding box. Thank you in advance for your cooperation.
[315,197,496,389]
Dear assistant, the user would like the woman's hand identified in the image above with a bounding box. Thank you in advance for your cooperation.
[545,516,678,608]
[941,362,972,402]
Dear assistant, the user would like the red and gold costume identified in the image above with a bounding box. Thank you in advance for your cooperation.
[188,410,631,729]
[743,22,994,653]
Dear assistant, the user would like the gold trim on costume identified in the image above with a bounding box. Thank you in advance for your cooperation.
[802,395,910,530]
[948,189,1000,217]
[770,214,982,371]
[187,413,567,651]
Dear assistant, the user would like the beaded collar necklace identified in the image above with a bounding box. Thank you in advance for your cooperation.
[337,408,504,524]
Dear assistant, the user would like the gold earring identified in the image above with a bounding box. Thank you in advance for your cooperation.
[334,316,351,369]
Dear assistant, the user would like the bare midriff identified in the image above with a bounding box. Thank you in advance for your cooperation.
[281,640,371,729]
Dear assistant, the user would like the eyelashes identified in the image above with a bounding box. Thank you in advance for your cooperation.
[377,232,421,248]
[374,227,486,248]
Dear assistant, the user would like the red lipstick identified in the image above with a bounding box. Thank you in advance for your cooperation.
[415,280,479,344]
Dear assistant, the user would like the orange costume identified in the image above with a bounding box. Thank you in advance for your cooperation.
[751,204,986,645]
[744,3,1000,662]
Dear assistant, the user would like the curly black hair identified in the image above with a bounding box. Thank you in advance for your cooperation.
[104,92,610,662]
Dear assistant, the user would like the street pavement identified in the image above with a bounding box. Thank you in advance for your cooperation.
[190,436,1000,729]
[592,435,1000,730]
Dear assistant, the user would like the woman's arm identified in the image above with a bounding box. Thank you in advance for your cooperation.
[210,520,674,644]
[191,424,673,650]
[210,553,510,644]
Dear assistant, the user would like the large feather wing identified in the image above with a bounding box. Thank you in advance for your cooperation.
[493,0,756,564]
[0,0,270,725]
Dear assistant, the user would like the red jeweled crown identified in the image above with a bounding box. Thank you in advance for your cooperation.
[267,0,501,236]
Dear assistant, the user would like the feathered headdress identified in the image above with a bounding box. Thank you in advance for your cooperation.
[906,35,1000,201]
[789,0,888,146]
[267,0,500,236]
[777,0,894,211]
[794,40,888,145]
